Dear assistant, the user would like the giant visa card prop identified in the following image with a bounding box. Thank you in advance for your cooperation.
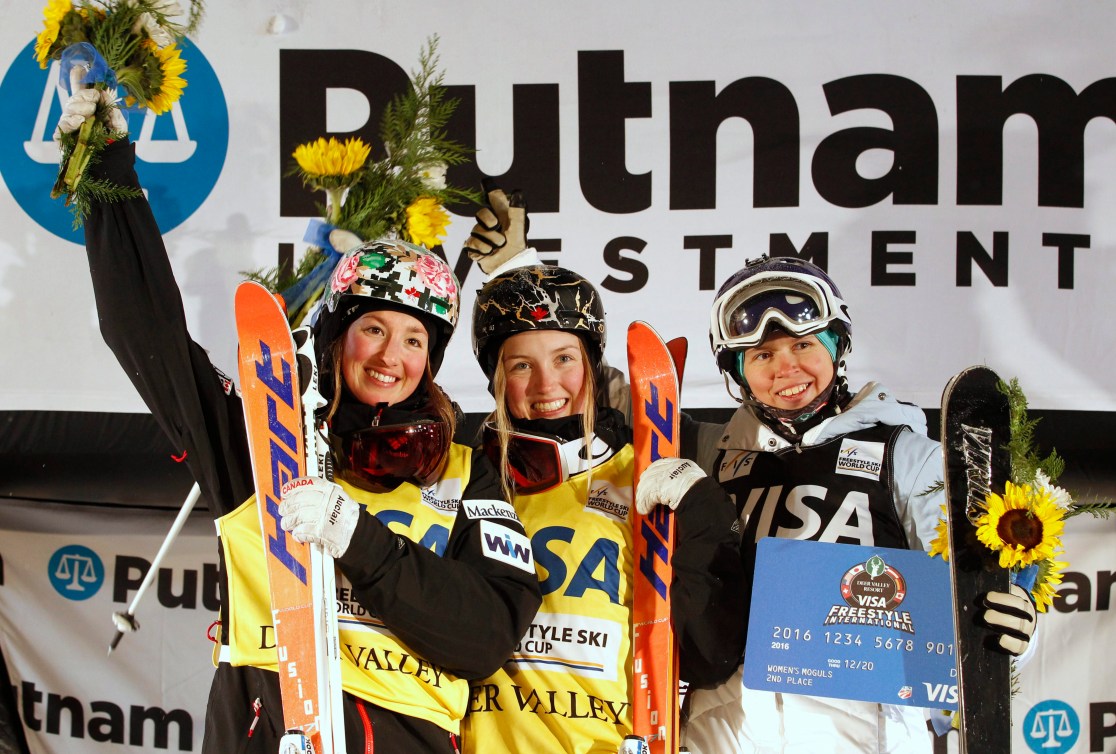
[743,538,958,710]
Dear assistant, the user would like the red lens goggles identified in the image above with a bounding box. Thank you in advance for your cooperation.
[482,423,567,495]
[482,422,618,495]
[337,420,449,493]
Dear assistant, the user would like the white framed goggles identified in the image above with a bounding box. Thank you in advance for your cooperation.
[711,274,840,351]
[482,423,616,495]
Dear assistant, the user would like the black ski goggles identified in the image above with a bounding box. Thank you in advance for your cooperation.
[482,422,614,495]
[336,420,449,493]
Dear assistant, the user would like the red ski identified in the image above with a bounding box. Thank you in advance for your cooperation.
[627,321,683,754]
[235,281,343,753]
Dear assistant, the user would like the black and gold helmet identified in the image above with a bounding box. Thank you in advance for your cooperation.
[472,265,607,381]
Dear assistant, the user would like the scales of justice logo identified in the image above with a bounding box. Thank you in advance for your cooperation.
[823,554,916,633]
[48,545,105,601]
[0,37,228,244]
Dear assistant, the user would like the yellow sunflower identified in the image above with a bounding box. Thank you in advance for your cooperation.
[34,0,73,68]
[404,196,451,248]
[928,505,950,561]
[293,137,372,182]
[975,481,1066,570]
[1031,556,1068,613]
[146,42,187,115]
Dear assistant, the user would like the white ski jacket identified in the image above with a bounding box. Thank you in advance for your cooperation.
[683,383,944,754]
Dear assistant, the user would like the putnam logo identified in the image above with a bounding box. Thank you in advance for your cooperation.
[1023,699,1079,754]
[834,439,885,481]
[0,38,228,244]
[480,521,534,573]
[463,499,521,524]
[48,545,105,601]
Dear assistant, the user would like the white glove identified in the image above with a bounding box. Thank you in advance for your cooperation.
[635,458,706,516]
[328,228,364,254]
[278,477,361,559]
[462,180,530,275]
[55,88,127,139]
[981,584,1037,656]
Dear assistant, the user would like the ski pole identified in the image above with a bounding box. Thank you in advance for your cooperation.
[108,482,202,655]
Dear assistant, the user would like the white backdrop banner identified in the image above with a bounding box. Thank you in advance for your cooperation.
[0,503,1113,753]
[1,1,1115,414]
[0,500,216,753]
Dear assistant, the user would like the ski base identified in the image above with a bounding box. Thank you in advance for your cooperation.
[940,365,1012,754]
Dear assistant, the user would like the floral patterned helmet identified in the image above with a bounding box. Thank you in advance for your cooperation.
[472,265,607,380]
[316,238,460,374]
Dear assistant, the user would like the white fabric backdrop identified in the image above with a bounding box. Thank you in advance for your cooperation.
[0,2,1113,752]
[1,1,1115,414]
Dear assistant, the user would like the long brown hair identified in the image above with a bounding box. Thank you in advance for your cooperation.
[490,336,597,502]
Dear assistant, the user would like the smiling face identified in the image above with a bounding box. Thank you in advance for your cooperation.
[501,330,589,421]
[741,331,835,411]
[341,309,430,406]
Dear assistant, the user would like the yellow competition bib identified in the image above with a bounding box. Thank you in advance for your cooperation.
[216,442,474,733]
[463,444,636,754]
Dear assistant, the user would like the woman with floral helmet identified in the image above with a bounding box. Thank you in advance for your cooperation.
[635,255,1039,754]
[72,114,540,750]
[460,262,745,754]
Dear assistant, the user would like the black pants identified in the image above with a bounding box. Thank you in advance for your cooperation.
[202,663,459,753]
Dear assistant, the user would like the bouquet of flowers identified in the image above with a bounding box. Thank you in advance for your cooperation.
[244,36,480,327]
[929,378,1114,613]
[34,0,204,221]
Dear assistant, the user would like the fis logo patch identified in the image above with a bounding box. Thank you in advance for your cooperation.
[480,521,534,573]
[0,38,228,244]
[420,477,461,514]
[462,499,520,524]
[835,440,885,480]
[585,481,630,521]
[719,450,758,481]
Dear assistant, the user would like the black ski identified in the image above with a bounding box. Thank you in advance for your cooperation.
[940,366,1012,754]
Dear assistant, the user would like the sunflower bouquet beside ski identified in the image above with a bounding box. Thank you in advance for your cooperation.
[33,0,204,221]
[244,36,480,327]
[929,378,1114,613]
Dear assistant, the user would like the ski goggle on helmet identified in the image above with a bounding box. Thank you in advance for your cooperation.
[710,256,852,380]
[334,419,449,493]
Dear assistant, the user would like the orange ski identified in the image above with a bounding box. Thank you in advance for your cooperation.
[627,321,683,754]
[235,281,341,753]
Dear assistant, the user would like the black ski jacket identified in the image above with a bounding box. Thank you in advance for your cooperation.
[84,139,541,754]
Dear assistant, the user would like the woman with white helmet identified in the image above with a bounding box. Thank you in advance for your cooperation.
[460,262,746,754]
[76,130,541,750]
[637,255,1038,753]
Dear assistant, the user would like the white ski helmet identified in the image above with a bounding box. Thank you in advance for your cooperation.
[710,255,852,389]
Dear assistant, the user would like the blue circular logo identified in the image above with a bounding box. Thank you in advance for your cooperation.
[1023,700,1080,754]
[48,545,105,601]
[0,37,228,243]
